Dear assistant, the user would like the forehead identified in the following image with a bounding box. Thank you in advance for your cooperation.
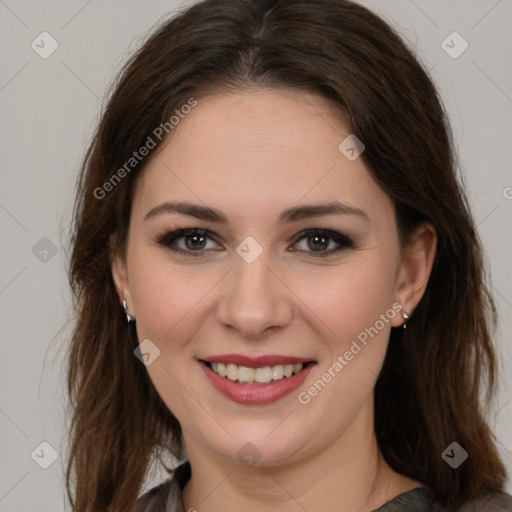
[133,90,393,224]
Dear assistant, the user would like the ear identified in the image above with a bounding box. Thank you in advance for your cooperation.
[110,234,134,314]
[391,223,437,327]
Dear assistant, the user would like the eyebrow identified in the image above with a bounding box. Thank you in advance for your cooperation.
[143,200,369,224]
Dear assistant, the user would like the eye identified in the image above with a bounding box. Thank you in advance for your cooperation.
[290,229,355,258]
[155,227,356,258]
[155,228,221,257]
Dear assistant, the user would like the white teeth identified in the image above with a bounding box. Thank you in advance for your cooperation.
[238,366,254,383]
[272,365,284,380]
[226,363,238,381]
[255,366,272,384]
[208,361,305,384]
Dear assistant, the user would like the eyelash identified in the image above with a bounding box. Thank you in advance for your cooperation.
[155,228,356,258]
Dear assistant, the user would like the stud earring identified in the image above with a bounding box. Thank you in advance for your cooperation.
[122,299,135,323]
[401,310,410,330]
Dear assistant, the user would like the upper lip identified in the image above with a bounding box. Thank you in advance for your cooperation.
[201,354,314,367]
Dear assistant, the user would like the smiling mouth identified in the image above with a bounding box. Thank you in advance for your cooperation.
[203,361,315,386]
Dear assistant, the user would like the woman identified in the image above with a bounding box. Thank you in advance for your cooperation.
[65,0,512,511]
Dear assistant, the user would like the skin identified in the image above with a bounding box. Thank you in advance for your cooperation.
[112,89,437,512]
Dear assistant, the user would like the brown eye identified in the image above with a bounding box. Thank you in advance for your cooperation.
[184,233,207,250]
[156,228,221,257]
[306,234,330,252]
[291,229,355,258]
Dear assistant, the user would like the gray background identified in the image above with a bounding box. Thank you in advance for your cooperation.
[0,1,511,510]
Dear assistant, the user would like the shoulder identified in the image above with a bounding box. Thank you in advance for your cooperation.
[133,479,172,512]
[375,487,512,512]
[456,491,512,511]
[133,461,191,512]
[429,490,512,512]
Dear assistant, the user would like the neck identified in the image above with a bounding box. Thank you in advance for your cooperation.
[181,405,420,512]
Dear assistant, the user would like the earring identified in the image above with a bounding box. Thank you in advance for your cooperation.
[401,310,410,330]
[122,299,135,323]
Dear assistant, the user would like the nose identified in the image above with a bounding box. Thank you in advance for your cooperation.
[216,250,294,339]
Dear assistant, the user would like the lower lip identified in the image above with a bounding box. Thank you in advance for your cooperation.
[200,361,314,405]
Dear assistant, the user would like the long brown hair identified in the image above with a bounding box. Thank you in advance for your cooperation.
[65,0,507,510]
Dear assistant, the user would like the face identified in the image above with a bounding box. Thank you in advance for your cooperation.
[112,89,433,468]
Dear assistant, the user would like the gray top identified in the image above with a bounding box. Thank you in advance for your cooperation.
[134,461,512,512]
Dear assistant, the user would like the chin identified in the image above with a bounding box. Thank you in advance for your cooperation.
[204,420,314,468]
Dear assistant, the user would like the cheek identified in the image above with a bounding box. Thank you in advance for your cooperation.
[128,256,218,419]
[130,258,212,346]
[295,256,398,351]
[292,260,399,430]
